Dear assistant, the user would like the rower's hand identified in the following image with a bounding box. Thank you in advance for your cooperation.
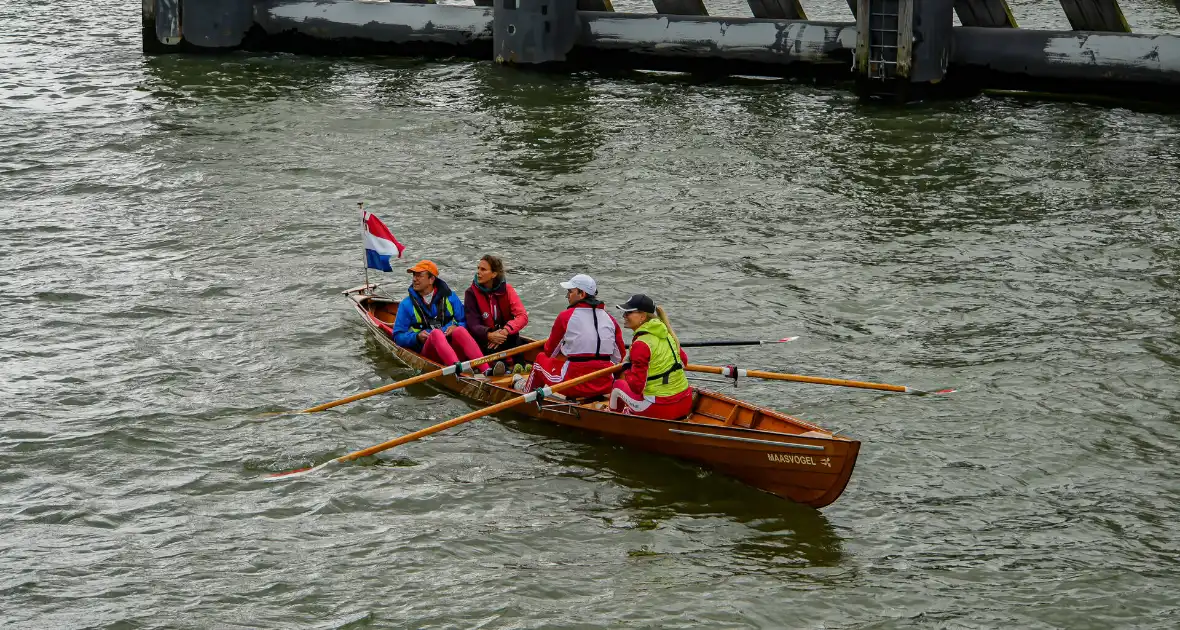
[487,329,508,346]
[416,331,429,344]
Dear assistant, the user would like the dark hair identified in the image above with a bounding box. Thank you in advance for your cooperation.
[480,254,506,282]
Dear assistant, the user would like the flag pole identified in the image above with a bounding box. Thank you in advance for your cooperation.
[359,202,370,292]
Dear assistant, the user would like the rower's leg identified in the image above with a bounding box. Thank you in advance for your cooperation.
[422,329,459,365]
[609,380,652,416]
[447,327,490,374]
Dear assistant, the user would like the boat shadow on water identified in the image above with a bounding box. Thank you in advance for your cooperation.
[499,414,846,569]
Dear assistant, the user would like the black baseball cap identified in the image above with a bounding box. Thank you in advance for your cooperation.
[617,294,655,314]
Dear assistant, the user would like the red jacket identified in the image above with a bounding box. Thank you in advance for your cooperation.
[527,299,625,399]
[464,279,529,350]
[542,300,625,362]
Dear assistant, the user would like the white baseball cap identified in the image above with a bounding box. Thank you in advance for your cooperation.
[559,273,597,295]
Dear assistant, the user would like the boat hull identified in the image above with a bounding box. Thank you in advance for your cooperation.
[347,289,859,508]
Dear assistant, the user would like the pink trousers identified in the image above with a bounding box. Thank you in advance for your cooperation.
[422,328,488,373]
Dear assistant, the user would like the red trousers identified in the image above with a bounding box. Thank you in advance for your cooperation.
[523,353,615,399]
[422,328,488,374]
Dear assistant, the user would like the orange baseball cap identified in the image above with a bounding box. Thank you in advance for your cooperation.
[406,260,439,276]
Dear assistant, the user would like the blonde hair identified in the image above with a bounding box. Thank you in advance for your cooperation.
[641,305,679,346]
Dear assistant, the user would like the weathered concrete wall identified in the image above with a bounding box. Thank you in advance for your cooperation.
[254,2,854,69]
[577,12,854,66]
[255,2,494,47]
[952,28,1180,85]
[154,0,1180,101]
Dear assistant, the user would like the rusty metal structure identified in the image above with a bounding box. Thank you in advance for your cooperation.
[142,0,1180,102]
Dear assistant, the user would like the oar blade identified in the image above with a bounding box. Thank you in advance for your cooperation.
[910,387,957,396]
[266,458,340,481]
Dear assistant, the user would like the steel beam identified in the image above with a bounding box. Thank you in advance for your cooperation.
[652,0,708,15]
[953,0,1017,27]
[1057,0,1130,32]
[746,0,807,19]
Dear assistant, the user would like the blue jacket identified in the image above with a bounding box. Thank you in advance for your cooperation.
[391,278,467,350]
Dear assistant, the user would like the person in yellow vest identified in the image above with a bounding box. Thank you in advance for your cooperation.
[609,294,692,419]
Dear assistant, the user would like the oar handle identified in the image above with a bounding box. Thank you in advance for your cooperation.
[686,364,909,393]
[336,362,625,463]
[300,339,545,413]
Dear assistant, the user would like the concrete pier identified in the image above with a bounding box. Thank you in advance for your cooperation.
[142,0,1180,104]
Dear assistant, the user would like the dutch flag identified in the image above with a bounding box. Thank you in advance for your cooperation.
[362,211,404,272]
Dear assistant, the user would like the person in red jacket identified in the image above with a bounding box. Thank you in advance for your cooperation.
[516,273,625,399]
[463,254,530,375]
[610,294,693,420]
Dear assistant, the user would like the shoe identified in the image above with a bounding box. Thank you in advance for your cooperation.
[512,363,525,375]
[512,374,526,391]
[492,361,507,377]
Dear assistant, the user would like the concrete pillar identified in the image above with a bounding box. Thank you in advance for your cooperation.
[746,0,807,19]
[953,0,1017,27]
[855,0,953,100]
[909,0,954,83]
[180,0,254,48]
[1057,0,1130,32]
[154,0,182,47]
[494,0,579,64]
[653,0,708,14]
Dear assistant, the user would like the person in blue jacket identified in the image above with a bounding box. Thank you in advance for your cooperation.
[391,259,489,374]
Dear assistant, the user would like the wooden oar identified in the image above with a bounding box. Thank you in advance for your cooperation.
[267,362,626,480]
[679,336,798,348]
[274,339,546,415]
[625,336,798,350]
[686,364,955,395]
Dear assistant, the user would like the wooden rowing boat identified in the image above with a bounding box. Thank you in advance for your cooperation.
[346,286,860,508]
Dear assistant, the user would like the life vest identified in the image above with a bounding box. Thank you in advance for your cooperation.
[632,319,688,398]
[471,278,512,331]
[408,280,458,333]
[560,298,618,363]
